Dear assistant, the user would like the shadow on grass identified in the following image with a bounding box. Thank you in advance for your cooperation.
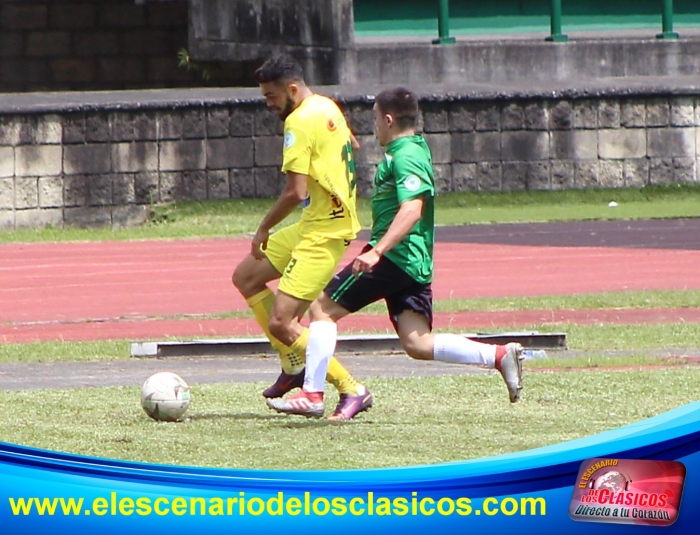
[186,412,282,421]
[275,417,377,428]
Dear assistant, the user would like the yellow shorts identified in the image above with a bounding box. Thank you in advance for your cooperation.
[264,223,351,302]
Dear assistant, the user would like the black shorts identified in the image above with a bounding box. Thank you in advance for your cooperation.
[323,245,433,331]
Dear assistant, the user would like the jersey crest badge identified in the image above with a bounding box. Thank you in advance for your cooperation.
[404,175,422,192]
[283,131,295,149]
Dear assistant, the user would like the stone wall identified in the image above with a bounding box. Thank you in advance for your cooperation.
[0,0,247,93]
[0,83,699,229]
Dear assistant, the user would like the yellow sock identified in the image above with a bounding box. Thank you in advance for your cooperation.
[327,356,363,396]
[246,288,301,375]
[285,328,308,375]
[246,288,286,353]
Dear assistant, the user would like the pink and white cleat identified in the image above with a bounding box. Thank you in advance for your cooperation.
[266,390,325,418]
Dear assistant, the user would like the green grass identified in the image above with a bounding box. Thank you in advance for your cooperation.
[0,340,131,364]
[2,185,700,243]
[364,289,700,315]
[546,322,700,352]
[0,370,697,469]
[2,322,699,365]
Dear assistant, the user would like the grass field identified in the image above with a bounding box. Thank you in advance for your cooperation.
[1,186,699,469]
[0,370,697,470]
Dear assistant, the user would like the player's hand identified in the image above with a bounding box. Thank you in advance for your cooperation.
[352,248,381,277]
[251,228,269,260]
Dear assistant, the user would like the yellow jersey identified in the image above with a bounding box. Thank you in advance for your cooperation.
[281,94,361,240]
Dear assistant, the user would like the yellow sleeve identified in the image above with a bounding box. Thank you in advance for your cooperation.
[281,117,313,175]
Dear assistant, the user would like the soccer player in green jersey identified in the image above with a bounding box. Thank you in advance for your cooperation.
[267,87,525,420]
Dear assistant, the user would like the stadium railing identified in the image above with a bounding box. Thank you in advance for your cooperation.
[431,0,680,44]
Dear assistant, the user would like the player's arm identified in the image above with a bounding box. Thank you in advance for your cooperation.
[350,133,360,150]
[250,172,307,259]
[352,196,424,276]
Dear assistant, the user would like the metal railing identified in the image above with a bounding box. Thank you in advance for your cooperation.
[430,0,680,45]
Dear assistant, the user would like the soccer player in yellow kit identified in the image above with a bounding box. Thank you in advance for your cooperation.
[232,54,372,417]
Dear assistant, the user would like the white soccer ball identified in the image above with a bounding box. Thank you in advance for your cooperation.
[140,372,191,422]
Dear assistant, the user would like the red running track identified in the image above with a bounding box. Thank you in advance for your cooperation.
[4,309,700,344]
[2,238,700,342]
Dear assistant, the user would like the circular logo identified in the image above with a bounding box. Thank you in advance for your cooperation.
[403,175,422,192]
[283,131,295,149]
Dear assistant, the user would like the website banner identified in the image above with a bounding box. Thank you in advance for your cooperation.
[2,402,700,534]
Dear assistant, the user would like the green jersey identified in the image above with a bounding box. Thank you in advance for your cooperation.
[369,135,435,284]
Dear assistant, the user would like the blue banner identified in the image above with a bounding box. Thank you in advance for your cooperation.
[2,402,700,533]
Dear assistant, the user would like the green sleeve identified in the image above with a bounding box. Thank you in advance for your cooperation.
[392,150,435,204]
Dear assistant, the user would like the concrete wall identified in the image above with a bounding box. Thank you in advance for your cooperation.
[188,0,354,85]
[3,0,700,92]
[345,38,700,85]
[1,82,699,229]
[0,0,247,93]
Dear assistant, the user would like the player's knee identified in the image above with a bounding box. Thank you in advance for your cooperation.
[309,293,338,322]
[232,259,261,295]
[268,315,291,345]
[401,337,433,360]
[231,263,247,291]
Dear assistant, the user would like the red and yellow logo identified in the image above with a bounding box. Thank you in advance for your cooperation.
[327,119,337,132]
[569,458,685,526]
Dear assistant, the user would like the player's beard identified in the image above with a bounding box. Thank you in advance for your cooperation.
[277,96,295,121]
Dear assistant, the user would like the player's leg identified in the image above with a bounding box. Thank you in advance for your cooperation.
[232,225,308,384]
[268,246,405,419]
[301,294,349,395]
[266,234,365,416]
[276,235,366,398]
[275,252,419,420]
[265,289,326,417]
[231,252,287,356]
[390,285,524,403]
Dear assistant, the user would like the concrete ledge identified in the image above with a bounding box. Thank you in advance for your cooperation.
[4,76,700,117]
[130,331,567,358]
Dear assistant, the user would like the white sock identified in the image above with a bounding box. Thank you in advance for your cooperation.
[433,333,497,368]
[303,321,337,393]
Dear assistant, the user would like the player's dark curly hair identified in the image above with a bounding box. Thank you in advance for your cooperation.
[254,54,305,84]
[375,87,419,130]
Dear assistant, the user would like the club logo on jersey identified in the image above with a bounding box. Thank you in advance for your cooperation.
[327,119,337,131]
[301,194,311,208]
[283,131,295,149]
[404,175,422,192]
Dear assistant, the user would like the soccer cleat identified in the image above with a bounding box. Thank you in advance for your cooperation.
[266,391,325,418]
[327,389,374,421]
[497,343,525,403]
[262,369,305,399]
